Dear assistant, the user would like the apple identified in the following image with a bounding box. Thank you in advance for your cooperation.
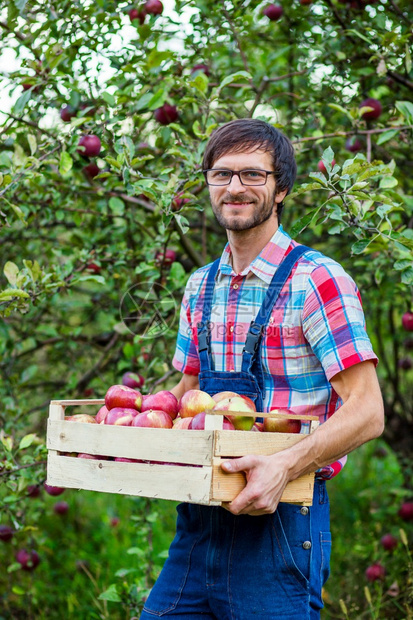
[122,371,145,389]
[191,64,210,76]
[155,248,177,266]
[263,410,301,433]
[141,390,179,419]
[78,453,105,459]
[132,410,173,428]
[365,563,386,582]
[154,103,179,125]
[251,422,264,432]
[77,134,101,157]
[172,192,190,211]
[129,8,146,23]
[398,357,413,370]
[0,525,14,542]
[96,405,109,423]
[83,162,101,180]
[83,388,94,397]
[110,517,120,527]
[27,484,41,498]
[105,384,142,410]
[299,0,313,4]
[79,101,97,116]
[212,391,238,402]
[114,457,142,462]
[360,97,382,120]
[178,389,216,418]
[212,396,256,431]
[188,411,235,430]
[145,0,163,15]
[380,534,398,552]
[65,414,97,424]
[86,261,101,273]
[345,136,363,152]
[173,417,193,429]
[44,483,65,496]
[318,159,336,174]
[262,4,283,20]
[402,312,413,332]
[398,502,413,521]
[60,105,76,122]
[16,549,40,571]
[54,501,69,515]
[104,407,137,426]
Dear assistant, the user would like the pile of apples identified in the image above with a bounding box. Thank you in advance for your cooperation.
[67,383,302,434]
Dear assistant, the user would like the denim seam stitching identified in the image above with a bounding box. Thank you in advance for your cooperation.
[271,516,309,591]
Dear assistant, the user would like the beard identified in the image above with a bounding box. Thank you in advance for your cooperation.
[210,189,278,232]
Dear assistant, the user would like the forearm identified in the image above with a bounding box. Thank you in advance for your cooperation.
[170,372,200,401]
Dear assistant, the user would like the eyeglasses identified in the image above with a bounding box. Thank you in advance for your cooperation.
[203,169,275,186]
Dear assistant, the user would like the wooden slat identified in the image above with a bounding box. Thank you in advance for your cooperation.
[50,399,105,406]
[47,419,214,465]
[214,430,308,457]
[211,465,314,505]
[47,454,218,505]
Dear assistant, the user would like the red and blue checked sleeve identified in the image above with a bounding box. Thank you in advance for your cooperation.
[172,275,201,376]
[302,262,378,380]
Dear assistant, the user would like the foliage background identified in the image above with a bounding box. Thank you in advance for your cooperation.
[1,0,412,617]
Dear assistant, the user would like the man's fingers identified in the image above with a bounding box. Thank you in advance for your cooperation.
[221,455,256,473]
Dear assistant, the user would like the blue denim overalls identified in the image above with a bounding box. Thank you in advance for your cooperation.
[141,245,332,620]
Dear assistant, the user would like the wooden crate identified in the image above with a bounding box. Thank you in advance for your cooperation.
[46,399,320,506]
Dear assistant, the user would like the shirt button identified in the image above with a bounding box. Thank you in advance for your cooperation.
[233,283,239,289]
[300,507,309,516]
[229,326,234,332]
[302,541,312,550]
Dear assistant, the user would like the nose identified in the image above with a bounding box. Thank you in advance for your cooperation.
[227,172,246,192]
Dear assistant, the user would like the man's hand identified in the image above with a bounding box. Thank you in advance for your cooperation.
[220,453,291,516]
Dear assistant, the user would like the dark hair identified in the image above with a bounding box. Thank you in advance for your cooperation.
[202,119,296,222]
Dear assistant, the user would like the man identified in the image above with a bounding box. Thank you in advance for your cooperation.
[140,119,384,619]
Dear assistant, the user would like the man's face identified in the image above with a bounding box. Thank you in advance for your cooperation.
[207,149,287,232]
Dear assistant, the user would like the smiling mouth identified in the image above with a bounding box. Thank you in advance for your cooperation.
[223,201,253,207]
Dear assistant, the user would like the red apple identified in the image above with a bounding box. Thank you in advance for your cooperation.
[78,453,106,459]
[263,4,283,20]
[398,357,413,370]
[212,391,239,402]
[145,0,163,15]
[191,64,210,76]
[251,422,264,432]
[154,103,179,125]
[60,105,76,122]
[104,407,137,426]
[365,563,386,582]
[16,549,40,571]
[132,410,173,428]
[263,410,301,433]
[300,0,313,4]
[83,162,101,180]
[27,485,41,498]
[44,483,65,496]
[173,417,193,429]
[172,192,190,211]
[65,414,97,424]
[346,136,363,152]
[114,457,142,462]
[122,371,145,389]
[189,411,235,430]
[155,248,177,266]
[141,390,179,419]
[0,525,14,542]
[360,97,382,120]
[213,396,256,431]
[398,502,413,521]
[178,389,216,418]
[404,337,413,350]
[129,8,146,23]
[77,134,101,157]
[95,405,109,424]
[380,534,398,552]
[402,312,413,332]
[105,385,142,411]
[110,516,120,527]
[54,501,69,515]
[318,159,336,174]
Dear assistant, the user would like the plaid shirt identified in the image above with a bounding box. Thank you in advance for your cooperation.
[172,226,378,479]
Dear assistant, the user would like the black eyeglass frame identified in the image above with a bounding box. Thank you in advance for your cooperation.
[202,169,276,186]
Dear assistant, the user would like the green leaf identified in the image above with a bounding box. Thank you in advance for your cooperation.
[401,267,413,285]
[377,129,399,146]
[173,213,189,234]
[218,71,251,91]
[327,104,353,120]
[59,151,73,175]
[290,205,323,237]
[308,172,328,187]
[406,44,412,75]
[14,90,32,115]
[4,261,19,286]
[351,239,372,255]
[98,584,121,603]
[321,146,335,166]
[19,434,36,450]
[167,261,187,289]
[108,196,125,215]
[27,134,37,155]
[396,101,413,125]
[1,434,13,451]
[379,177,398,189]
[102,91,116,106]
[0,288,30,301]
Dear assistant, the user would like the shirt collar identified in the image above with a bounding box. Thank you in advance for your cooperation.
[216,225,294,284]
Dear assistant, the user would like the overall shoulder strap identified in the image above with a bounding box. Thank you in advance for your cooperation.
[197,258,220,354]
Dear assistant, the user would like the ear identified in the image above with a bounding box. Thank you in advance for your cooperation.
[275,189,288,204]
